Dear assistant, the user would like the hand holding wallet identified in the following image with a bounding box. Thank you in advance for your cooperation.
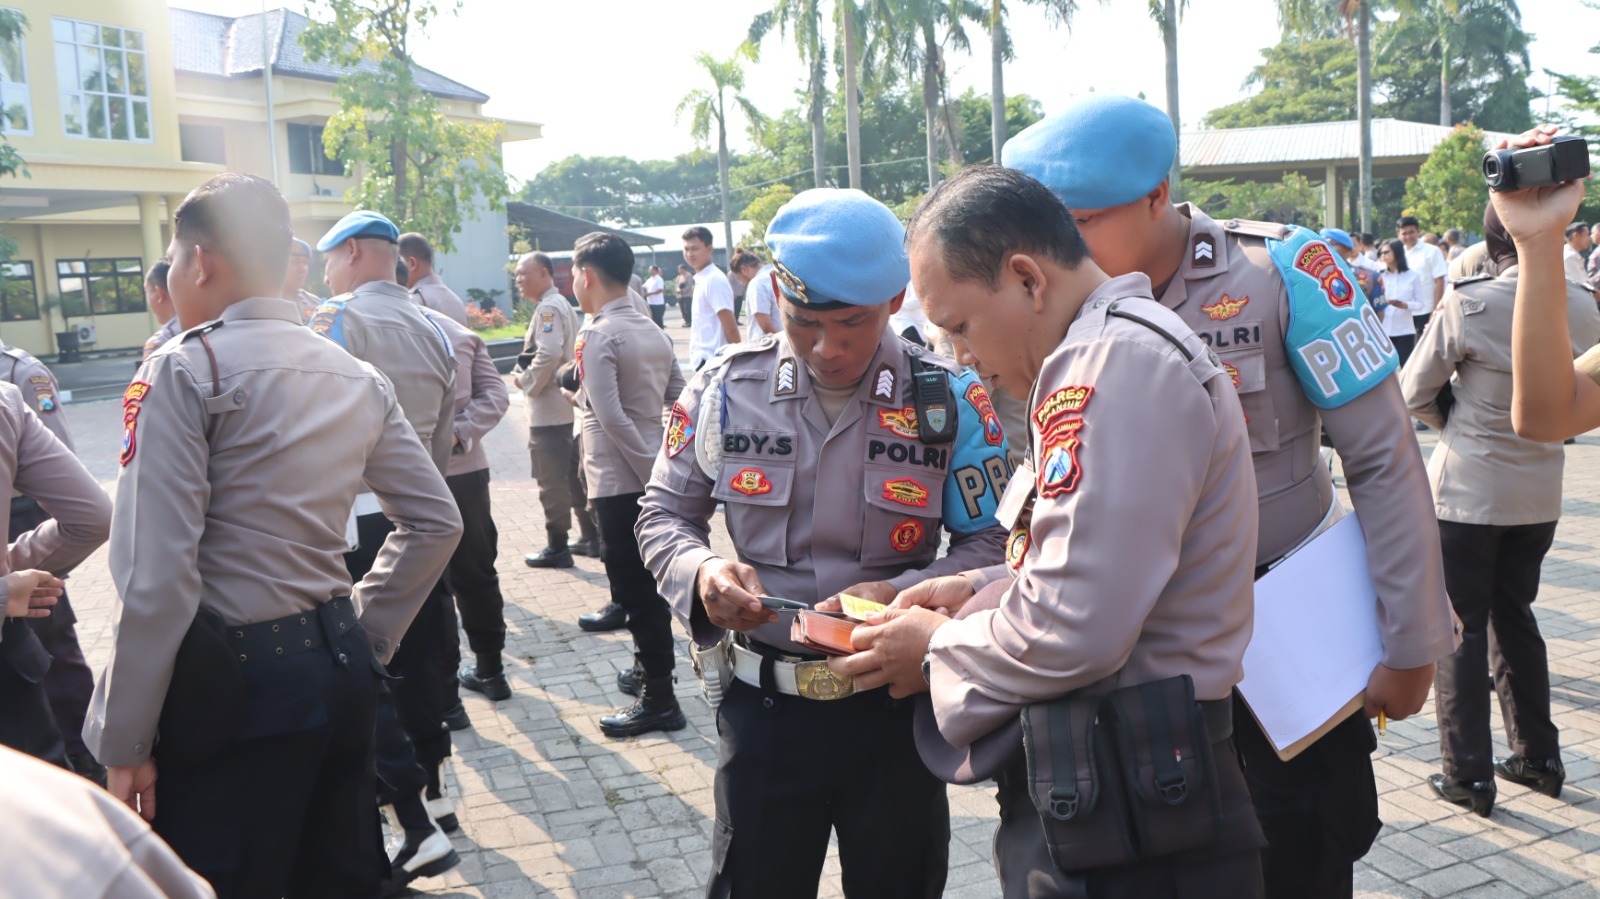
[791,609,861,656]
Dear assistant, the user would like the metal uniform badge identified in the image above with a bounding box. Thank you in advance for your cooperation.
[773,260,809,304]
[1006,524,1030,570]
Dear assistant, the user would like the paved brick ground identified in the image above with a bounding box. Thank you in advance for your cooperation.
[58,324,1600,897]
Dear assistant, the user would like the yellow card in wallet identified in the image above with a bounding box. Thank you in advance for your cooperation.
[838,593,887,621]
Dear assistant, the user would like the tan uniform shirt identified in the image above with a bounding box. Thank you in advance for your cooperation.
[427,310,509,478]
[1159,204,1455,671]
[0,381,109,592]
[577,295,686,498]
[1448,242,1497,285]
[292,288,323,324]
[514,287,578,429]
[0,744,215,899]
[931,277,1258,746]
[637,329,1011,655]
[310,280,456,476]
[1402,268,1600,525]
[141,318,183,363]
[411,272,470,327]
[85,297,462,767]
[0,345,73,451]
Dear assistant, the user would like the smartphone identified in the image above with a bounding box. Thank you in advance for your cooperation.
[758,595,809,612]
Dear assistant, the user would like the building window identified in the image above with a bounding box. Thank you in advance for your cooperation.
[52,17,149,142]
[179,122,225,164]
[0,8,29,135]
[0,261,39,320]
[55,258,145,315]
[287,122,341,176]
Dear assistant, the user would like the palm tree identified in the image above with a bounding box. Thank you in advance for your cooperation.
[987,0,1083,163]
[1147,0,1187,191]
[871,0,982,189]
[1386,0,1528,126]
[677,51,765,256]
[839,0,865,189]
[748,0,829,189]
[1277,0,1373,231]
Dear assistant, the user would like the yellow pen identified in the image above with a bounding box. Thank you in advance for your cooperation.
[1377,711,1387,735]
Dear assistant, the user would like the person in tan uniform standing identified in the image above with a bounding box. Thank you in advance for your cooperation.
[142,260,183,360]
[282,238,323,323]
[84,174,462,898]
[1003,96,1458,898]
[515,252,600,570]
[1404,196,1600,816]
[566,232,687,738]
[401,233,470,327]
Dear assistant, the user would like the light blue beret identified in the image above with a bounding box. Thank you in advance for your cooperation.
[766,188,910,310]
[290,237,311,256]
[1319,228,1355,250]
[316,210,399,252]
[1001,95,1177,210]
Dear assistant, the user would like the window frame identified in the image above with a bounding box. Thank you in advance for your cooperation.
[287,121,342,176]
[52,16,150,143]
[0,261,40,321]
[0,6,32,136]
[54,257,147,315]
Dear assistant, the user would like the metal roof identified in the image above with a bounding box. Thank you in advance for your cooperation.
[170,7,490,103]
[506,203,664,250]
[1180,118,1517,168]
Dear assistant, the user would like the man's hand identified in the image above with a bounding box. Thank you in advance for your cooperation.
[1364,662,1435,721]
[108,760,158,822]
[827,607,950,698]
[889,575,975,614]
[696,558,775,632]
[815,581,897,613]
[3,569,62,619]
[1488,125,1588,248]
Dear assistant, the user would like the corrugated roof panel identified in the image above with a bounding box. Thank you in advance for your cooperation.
[1180,119,1517,168]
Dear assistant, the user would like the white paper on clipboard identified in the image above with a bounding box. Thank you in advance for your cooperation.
[1237,513,1385,757]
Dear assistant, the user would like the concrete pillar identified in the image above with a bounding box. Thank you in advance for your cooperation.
[1324,163,1341,230]
[163,193,186,247]
[36,223,60,354]
[137,194,163,331]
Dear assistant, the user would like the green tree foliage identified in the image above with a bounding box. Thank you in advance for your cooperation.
[678,50,766,257]
[1402,125,1489,233]
[1203,39,1366,128]
[1184,173,1324,229]
[1381,0,1531,132]
[740,184,797,247]
[0,9,27,268]
[520,154,724,228]
[299,0,508,255]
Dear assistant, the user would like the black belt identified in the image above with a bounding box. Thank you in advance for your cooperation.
[224,596,356,665]
[735,632,827,664]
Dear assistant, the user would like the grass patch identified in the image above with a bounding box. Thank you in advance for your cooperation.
[475,323,527,341]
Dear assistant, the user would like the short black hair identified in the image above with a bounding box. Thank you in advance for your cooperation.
[395,258,410,284]
[682,225,714,246]
[1360,232,1377,246]
[528,252,553,276]
[397,233,433,265]
[572,231,635,286]
[1567,222,1590,239]
[1397,215,1421,230]
[146,259,170,289]
[173,173,291,292]
[1382,238,1409,273]
[905,164,1089,288]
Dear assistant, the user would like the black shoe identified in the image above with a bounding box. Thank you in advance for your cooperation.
[571,538,601,558]
[1495,755,1565,798]
[440,700,472,731]
[524,547,574,569]
[1428,774,1496,817]
[458,663,511,702]
[67,752,107,788]
[380,799,460,895]
[617,666,641,697]
[425,760,458,834]
[579,602,627,632]
[600,677,687,738]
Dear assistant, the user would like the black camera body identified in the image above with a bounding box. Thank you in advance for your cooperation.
[1482,135,1591,192]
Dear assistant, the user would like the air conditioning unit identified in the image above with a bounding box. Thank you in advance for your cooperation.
[76,323,97,346]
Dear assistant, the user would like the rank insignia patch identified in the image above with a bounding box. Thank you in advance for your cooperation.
[775,358,798,396]
[966,382,1003,446]
[121,381,151,467]
[729,468,773,497]
[873,364,896,401]
[1292,241,1355,308]
[882,477,930,508]
[1006,525,1030,570]
[1192,235,1216,268]
[1201,294,1249,321]
[665,403,694,458]
[878,407,919,439]
[889,519,925,553]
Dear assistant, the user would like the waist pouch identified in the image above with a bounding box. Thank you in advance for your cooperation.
[1021,674,1227,874]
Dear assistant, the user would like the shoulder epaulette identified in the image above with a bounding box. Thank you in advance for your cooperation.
[1105,301,1196,362]
[1220,217,1292,241]
[1451,273,1496,289]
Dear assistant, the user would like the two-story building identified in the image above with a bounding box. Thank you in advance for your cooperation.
[0,1,537,356]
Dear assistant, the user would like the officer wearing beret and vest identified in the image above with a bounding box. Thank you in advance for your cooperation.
[635,188,1010,898]
[85,175,462,897]
[1003,95,1459,898]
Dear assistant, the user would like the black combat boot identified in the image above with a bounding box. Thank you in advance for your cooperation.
[459,656,511,702]
[1495,755,1565,798]
[599,675,687,738]
[524,530,573,569]
[1427,774,1496,818]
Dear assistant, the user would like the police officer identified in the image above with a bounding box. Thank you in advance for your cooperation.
[401,233,470,327]
[636,188,1010,898]
[85,174,462,896]
[142,260,182,361]
[838,163,1265,898]
[514,252,601,569]
[566,231,687,737]
[1401,201,1600,816]
[1003,95,1458,898]
[282,238,323,323]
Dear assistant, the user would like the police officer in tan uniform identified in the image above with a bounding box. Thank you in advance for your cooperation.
[401,233,470,327]
[142,260,183,361]
[566,232,687,738]
[282,238,323,323]
[84,174,462,897]
[515,252,600,569]
[1004,96,1458,898]
[636,188,1010,898]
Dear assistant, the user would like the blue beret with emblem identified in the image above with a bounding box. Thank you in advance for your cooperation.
[1319,228,1355,251]
[316,210,400,252]
[765,188,910,310]
[1001,94,1177,211]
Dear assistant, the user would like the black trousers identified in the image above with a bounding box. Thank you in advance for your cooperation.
[154,626,385,899]
[591,493,674,677]
[649,304,666,328]
[444,468,505,661]
[992,740,1264,899]
[345,514,451,771]
[679,296,693,328]
[1390,333,1417,368]
[1233,697,1379,899]
[707,678,949,899]
[11,497,94,757]
[1436,519,1560,781]
[0,618,66,767]
[529,425,593,547]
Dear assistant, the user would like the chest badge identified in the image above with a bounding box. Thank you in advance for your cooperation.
[730,468,773,497]
[1006,524,1030,570]
[889,519,925,553]
[878,407,920,439]
[1201,294,1249,321]
[882,478,930,508]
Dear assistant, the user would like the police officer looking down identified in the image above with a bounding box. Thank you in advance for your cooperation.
[1002,95,1457,899]
[143,260,182,361]
[635,188,1010,898]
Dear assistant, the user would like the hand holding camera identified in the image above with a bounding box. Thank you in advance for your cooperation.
[1485,125,1591,249]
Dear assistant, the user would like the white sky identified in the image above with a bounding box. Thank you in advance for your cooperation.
[189,0,1598,187]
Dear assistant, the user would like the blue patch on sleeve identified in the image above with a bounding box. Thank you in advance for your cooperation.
[941,368,1012,535]
[1267,227,1399,410]
[309,299,350,349]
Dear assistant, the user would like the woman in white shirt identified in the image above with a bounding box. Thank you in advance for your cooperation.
[1380,238,1428,366]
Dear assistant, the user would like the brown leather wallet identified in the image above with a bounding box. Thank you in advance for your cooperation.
[791,610,861,656]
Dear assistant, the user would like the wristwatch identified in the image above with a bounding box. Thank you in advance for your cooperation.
[921,652,933,686]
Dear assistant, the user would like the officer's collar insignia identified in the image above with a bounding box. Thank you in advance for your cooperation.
[773,260,809,304]
[872,364,896,401]
[1192,234,1216,268]
[775,358,798,396]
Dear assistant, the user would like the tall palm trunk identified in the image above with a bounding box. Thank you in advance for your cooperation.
[1438,41,1452,125]
[809,53,827,188]
[716,103,733,255]
[990,0,1005,163]
[922,23,941,189]
[1357,0,1372,231]
[843,1,863,189]
[1161,0,1180,190]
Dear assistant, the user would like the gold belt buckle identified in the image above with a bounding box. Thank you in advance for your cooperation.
[794,660,855,701]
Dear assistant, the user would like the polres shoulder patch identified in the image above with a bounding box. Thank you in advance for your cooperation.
[121,380,151,466]
[309,299,350,348]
